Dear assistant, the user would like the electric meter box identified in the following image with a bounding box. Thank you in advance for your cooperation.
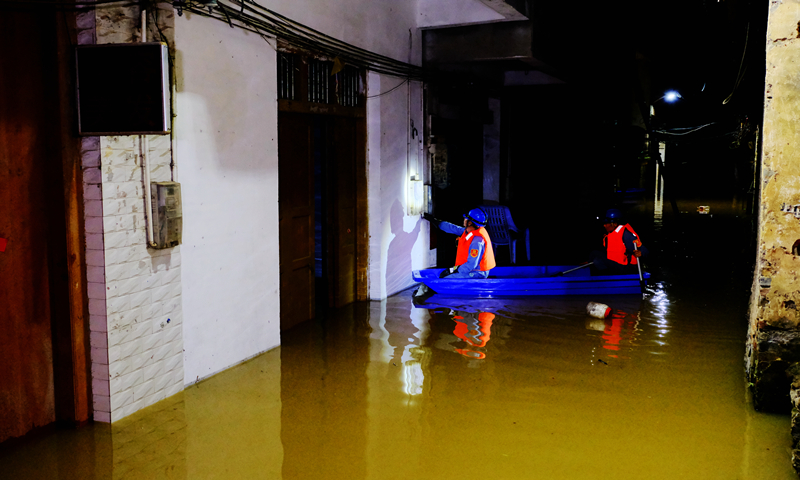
[150,182,182,249]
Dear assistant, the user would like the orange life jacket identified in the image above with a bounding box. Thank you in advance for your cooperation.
[453,312,495,359]
[452,312,495,347]
[455,227,496,271]
[603,224,641,265]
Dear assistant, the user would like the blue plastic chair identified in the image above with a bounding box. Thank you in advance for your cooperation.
[479,205,530,264]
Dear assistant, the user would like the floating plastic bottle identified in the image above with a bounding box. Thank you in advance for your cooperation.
[586,302,611,319]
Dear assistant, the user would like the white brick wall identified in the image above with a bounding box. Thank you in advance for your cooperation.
[79,4,184,423]
[99,135,184,423]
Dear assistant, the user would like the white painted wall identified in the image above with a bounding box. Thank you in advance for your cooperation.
[175,14,280,384]
[83,0,438,422]
[369,77,429,299]
[256,0,430,298]
[417,0,505,28]
[175,0,431,385]
[266,0,419,61]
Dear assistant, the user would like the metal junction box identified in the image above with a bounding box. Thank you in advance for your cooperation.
[76,42,171,135]
[151,182,182,249]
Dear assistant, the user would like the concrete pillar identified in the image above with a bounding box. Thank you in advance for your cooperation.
[746,0,800,472]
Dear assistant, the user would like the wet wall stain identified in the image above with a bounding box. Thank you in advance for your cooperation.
[748,1,800,474]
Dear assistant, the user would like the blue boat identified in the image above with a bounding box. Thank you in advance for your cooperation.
[412,265,650,297]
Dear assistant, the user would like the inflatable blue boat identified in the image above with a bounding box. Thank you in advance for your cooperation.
[412,265,650,297]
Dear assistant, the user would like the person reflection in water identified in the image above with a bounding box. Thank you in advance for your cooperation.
[586,309,641,359]
[451,311,495,360]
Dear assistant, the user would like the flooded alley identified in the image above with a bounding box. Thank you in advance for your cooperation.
[2,0,793,477]
[0,212,796,479]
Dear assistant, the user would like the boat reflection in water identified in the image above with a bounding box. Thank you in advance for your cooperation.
[414,284,653,363]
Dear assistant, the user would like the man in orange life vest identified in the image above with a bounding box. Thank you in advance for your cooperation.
[590,208,648,275]
[423,208,496,278]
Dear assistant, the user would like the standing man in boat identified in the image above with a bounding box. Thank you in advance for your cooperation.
[423,208,496,278]
[591,208,647,275]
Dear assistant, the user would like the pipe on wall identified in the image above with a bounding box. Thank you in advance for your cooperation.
[140,6,157,247]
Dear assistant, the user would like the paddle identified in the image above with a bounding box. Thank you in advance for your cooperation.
[633,243,646,295]
[551,262,593,277]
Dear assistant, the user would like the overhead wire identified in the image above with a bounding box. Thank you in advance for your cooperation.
[655,122,717,136]
[242,1,420,73]
[179,0,429,80]
[722,22,749,105]
[0,0,434,81]
[367,79,409,98]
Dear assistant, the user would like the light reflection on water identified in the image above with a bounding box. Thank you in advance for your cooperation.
[0,285,795,479]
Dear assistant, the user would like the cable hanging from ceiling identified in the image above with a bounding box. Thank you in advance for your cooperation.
[0,0,429,80]
[177,0,429,81]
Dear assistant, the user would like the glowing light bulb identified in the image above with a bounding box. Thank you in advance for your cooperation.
[664,90,681,103]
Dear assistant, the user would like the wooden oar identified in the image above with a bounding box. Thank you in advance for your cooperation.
[551,262,593,277]
[633,243,646,295]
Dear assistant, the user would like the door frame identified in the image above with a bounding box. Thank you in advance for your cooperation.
[0,10,92,440]
[277,49,369,309]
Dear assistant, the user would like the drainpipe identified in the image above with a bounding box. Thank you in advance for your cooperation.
[141,6,157,247]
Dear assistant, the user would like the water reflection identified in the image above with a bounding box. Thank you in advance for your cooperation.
[0,287,797,480]
[451,311,495,359]
[601,309,641,355]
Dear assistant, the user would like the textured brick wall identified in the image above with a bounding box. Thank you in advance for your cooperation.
[100,135,183,422]
[747,0,800,474]
[78,4,183,423]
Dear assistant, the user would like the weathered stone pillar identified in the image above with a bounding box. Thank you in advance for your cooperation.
[746,0,800,472]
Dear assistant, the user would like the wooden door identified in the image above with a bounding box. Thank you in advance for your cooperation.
[330,118,357,307]
[279,113,315,330]
[1,12,59,442]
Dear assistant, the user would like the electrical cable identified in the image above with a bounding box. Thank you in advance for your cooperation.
[655,122,717,136]
[241,0,419,71]
[722,22,749,105]
[657,131,738,145]
[1,0,439,82]
[367,79,408,98]
[178,0,430,80]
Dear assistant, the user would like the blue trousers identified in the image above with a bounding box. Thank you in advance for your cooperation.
[447,270,490,279]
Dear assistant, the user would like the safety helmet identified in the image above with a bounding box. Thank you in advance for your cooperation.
[604,208,623,223]
[463,208,487,227]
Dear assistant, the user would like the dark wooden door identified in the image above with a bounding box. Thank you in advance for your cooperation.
[0,12,60,442]
[330,117,357,307]
[279,113,315,330]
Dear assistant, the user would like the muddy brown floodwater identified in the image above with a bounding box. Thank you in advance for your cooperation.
[0,213,796,479]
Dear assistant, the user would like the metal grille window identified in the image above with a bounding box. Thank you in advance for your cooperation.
[336,66,361,107]
[278,51,365,110]
[277,53,297,100]
[308,59,331,104]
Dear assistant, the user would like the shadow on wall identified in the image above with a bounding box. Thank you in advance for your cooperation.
[175,24,275,173]
[385,199,421,295]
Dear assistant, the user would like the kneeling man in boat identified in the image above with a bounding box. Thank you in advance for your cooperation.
[591,208,648,275]
[423,208,496,278]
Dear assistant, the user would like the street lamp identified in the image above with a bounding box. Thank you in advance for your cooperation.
[651,90,682,115]
[649,90,681,219]
[661,90,682,103]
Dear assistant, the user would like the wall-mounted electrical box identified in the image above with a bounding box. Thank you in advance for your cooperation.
[151,182,182,249]
[76,42,171,135]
